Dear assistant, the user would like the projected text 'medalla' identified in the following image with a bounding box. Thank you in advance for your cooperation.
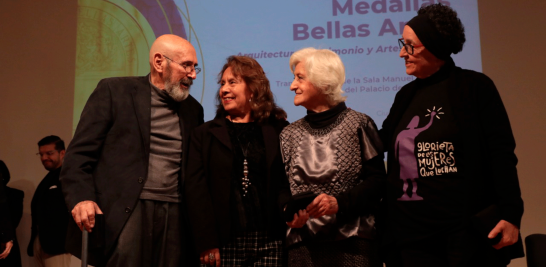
[293,0,451,40]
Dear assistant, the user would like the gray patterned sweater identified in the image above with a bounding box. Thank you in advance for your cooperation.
[280,107,385,246]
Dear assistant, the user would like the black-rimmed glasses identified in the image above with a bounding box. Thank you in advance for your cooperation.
[398,38,424,55]
[36,151,57,157]
[163,54,201,75]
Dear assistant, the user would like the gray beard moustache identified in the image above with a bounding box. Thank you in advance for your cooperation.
[165,78,191,102]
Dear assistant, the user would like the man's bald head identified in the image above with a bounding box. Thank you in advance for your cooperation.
[149,34,195,65]
[149,34,198,102]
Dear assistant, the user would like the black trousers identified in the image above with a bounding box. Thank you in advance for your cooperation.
[384,228,509,267]
[104,200,182,267]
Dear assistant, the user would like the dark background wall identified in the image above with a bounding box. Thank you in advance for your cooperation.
[0,0,544,266]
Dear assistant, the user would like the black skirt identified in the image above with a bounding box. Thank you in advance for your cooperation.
[288,237,381,267]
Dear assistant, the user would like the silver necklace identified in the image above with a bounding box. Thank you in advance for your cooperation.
[229,116,253,196]
[239,139,251,196]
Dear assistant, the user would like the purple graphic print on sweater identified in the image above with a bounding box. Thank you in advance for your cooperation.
[395,110,437,201]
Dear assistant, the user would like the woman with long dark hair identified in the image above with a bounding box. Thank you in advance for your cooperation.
[186,56,290,266]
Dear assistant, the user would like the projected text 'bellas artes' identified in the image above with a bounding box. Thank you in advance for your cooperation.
[293,0,451,41]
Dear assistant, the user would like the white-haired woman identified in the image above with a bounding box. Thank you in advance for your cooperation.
[280,47,386,266]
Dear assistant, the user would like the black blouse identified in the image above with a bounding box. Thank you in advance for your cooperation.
[226,119,268,232]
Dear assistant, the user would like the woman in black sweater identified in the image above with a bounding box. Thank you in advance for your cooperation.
[380,4,524,267]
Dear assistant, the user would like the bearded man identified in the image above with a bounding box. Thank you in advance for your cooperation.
[28,135,71,267]
[60,34,204,267]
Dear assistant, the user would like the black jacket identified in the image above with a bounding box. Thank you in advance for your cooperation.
[28,167,69,257]
[60,75,204,265]
[2,186,23,267]
[0,160,23,267]
[0,183,14,245]
[185,116,291,254]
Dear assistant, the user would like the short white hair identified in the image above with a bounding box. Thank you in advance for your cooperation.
[289,47,346,105]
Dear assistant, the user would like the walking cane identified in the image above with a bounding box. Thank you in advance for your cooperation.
[81,227,88,267]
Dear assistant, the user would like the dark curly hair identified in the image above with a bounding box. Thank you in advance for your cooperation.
[418,3,466,54]
[215,56,286,123]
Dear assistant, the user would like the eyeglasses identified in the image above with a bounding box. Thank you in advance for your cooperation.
[398,38,424,55]
[163,54,201,75]
[36,151,57,157]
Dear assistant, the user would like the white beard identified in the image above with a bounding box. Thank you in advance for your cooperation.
[165,79,189,102]
[164,64,191,102]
